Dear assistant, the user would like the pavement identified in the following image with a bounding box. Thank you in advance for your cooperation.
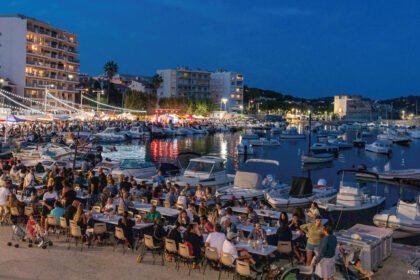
[0,226,418,280]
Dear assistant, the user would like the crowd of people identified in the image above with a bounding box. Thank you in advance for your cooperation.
[0,157,360,280]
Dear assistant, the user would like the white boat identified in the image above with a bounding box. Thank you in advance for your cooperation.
[216,159,288,202]
[327,138,353,149]
[279,127,306,139]
[409,130,420,139]
[14,143,74,162]
[127,126,150,139]
[163,127,175,137]
[373,197,420,239]
[365,140,392,155]
[191,126,208,134]
[169,156,234,189]
[91,127,128,142]
[265,177,337,209]
[302,153,334,164]
[356,169,420,181]
[242,133,259,140]
[236,139,254,155]
[310,143,339,154]
[250,138,280,147]
[317,170,386,230]
[353,138,366,148]
[151,126,165,137]
[110,159,157,179]
[377,130,411,145]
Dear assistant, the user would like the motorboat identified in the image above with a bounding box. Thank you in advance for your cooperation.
[310,143,339,155]
[91,127,129,143]
[151,126,165,138]
[373,196,420,239]
[191,126,208,134]
[175,128,193,136]
[356,168,420,181]
[316,170,386,230]
[365,140,392,155]
[250,138,280,147]
[327,138,353,149]
[14,143,74,162]
[279,127,306,139]
[271,127,282,134]
[110,159,157,179]
[302,153,334,164]
[127,126,150,139]
[265,177,337,209]
[236,139,254,155]
[408,130,420,139]
[169,156,234,189]
[216,159,288,202]
[241,133,260,140]
[163,127,176,137]
[377,130,411,145]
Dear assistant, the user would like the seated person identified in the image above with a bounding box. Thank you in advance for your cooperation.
[152,218,167,247]
[118,211,135,248]
[177,210,191,227]
[167,221,183,246]
[103,197,115,214]
[183,223,204,262]
[144,205,161,222]
[199,215,214,233]
[248,222,266,242]
[222,231,255,265]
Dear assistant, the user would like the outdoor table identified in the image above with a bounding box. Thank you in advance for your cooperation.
[132,201,180,218]
[235,241,277,257]
[92,213,154,230]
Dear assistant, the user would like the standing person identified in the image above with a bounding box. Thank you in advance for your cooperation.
[306,202,321,223]
[0,183,10,224]
[88,171,99,205]
[23,168,36,196]
[97,167,107,194]
[300,216,324,266]
[314,225,337,280]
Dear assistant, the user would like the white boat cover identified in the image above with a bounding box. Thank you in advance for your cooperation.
[234,171,262,189]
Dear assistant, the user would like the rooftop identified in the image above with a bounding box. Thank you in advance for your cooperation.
[0,14,77,35]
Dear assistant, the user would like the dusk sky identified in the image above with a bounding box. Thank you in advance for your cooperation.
[3,0,420,99]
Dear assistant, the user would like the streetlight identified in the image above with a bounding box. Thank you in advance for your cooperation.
[221,98,228,111]
[97,90,105,112]
[239,105,243,115]
[401,110,405,120]
[44,84,54,112]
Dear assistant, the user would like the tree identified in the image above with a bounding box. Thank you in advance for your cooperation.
[104,61,118,103]
[151,74,163,93]
[124,89,157,113]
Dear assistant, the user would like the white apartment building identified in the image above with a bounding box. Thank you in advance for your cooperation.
[0,14,80,109]
[157,68,210,99]
[210,71,244,112]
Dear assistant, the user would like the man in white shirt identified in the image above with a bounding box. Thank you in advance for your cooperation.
[23,169,36,195]
[205,224,226,256]
[222,231,255,265]
[0,185,10,223]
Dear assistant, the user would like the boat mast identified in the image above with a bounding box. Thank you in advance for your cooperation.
[308,110,312,153]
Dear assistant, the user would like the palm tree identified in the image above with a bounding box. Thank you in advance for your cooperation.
[104,61,118,103]
[152,74,163,109]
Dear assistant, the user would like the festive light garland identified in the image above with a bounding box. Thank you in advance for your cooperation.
[81,95,146,113]
[46,91,81,112]
[0,89,46,114]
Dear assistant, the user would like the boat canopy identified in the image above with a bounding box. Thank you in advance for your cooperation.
[289,176,313,198]
[119,159,155,169]
[177,152,201,169]
[234,171,262,189]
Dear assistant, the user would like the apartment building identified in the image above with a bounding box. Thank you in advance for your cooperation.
[210,71,244,112]
[0,14,80,109]
[157,68,210,99]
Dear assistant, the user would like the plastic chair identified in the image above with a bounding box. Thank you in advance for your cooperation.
[177,243,196,275]
[277,241,294,265]
[46,215,59,238]
[137,234,164,265]
[202,246,219,275]
[113,227,129,254]
[235,260,257,280]
[151,199,159,206]
[164,238,178,265]
[91,205,101,213]
[59,217,69,241]
[218,252,234,280]
[68,225,84,251]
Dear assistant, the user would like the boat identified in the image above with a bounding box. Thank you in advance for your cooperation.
[127,126,150,139]
[310,143,339,155]
[216,159,288,202]
[271,127,282,134]
[377,130,411,145]
[169,156,234,189]
[151,126,165,138]
[327,138,353,149]
[91,127,129,143]
[302,153,334,164]
[236,139,254,155]
[373,196,420,239]
[365,140,392,155]
[316,170,386,230]
[353,138,366,148]
[279,127,306,139]
[241,133,260,140]
[265,176,337,209]
[249,138,280,147]
[110,159,157,179]
[163,127,175,137]
[14,143,74,162]
[356,168,420,181]
[409,130,420,139]
[175,128,193,136]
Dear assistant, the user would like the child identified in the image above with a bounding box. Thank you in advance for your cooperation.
[26,213,46,247]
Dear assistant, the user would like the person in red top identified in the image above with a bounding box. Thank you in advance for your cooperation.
[199,215,214,233]
[26,213,37,240]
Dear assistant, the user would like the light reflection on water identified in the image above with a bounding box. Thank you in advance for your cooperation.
[102,128,420,208]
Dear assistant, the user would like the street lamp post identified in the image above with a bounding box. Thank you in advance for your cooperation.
[221,98,228,112]
[239,105,243,115]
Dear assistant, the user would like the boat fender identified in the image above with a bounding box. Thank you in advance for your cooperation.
[351,233,362,241]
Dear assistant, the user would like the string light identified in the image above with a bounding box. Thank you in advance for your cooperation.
[81,95,146,113]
